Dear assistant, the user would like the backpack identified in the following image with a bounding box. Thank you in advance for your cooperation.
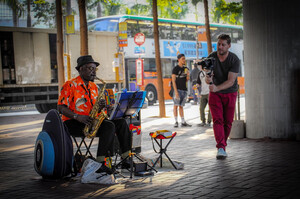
[34,109,75,179]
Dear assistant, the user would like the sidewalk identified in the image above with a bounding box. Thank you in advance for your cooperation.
[0,102,299,198]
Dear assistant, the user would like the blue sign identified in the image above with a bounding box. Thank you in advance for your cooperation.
[134,46,145,55]
[163,41,217,58]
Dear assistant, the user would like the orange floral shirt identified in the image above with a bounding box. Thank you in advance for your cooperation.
[58,76,99,121]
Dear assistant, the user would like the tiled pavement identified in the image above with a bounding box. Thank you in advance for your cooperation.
[0,102,300,198]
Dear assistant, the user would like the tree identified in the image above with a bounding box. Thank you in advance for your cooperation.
[203,0,212,54]
[152,0,165,118]
[26,0,32,27]
[32,0,75,28]
[78,0,88,55]
[146,0,188,19]
[32,1,56,27]
[56,0,64,90]
[191,0,202,21]
[125,3,150,16]
[211,0,243,25]
[0,0,24,27]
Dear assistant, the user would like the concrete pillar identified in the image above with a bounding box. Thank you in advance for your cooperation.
[243,0,300,139]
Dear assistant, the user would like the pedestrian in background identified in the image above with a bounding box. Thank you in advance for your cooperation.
[172,53,192,128]
[196,64,211,127]
[204,34,240,159]
[190,63,200,105]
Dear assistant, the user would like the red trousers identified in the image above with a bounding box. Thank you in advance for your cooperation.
[209,92,237,150]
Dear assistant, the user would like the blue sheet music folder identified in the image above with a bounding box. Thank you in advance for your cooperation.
[109,91,146,120]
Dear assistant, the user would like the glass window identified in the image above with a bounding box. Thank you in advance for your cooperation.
[126,20,138,38]
[158,22,171,39]
[87,18,119,32]
[171,23,186,40]
[182,25,196,41]
[138,20,154,38]
[143,58,156,72]
[161,59,172,78]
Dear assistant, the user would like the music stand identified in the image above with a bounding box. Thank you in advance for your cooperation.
[110,90,157,178]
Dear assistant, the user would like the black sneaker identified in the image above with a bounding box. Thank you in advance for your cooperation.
[174,122,179,128]
[181,122,192,127]
[96,163,113,175]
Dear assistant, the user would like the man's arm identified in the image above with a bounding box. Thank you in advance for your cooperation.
[208,72,238,92]
[57,104,92,125]
[172,74,179,99]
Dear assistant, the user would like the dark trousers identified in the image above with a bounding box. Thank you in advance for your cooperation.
[65,118,132,157]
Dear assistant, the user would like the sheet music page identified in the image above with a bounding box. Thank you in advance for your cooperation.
[109,92,122,120]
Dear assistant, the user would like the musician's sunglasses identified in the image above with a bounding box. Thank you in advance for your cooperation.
[84,64,98,71]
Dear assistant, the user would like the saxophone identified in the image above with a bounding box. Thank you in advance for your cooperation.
[83,77,108,139]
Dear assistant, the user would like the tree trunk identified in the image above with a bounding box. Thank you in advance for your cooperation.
[78,0,88,55]
[97,2,102,18]
[204,0,212,54]
[12,10,18,27]
[153,0,166,118]
[27,0,31,27]
[56,0,65,91]
[67,0,71,15]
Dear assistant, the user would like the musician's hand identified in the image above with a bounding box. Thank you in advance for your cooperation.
[98,99,106,110]
[76,115,93,125]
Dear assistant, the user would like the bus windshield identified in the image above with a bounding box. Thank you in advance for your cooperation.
[87,18,119,32]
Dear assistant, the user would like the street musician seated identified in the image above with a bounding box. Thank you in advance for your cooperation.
[57,55,132,174]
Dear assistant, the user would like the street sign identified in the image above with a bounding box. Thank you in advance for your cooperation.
[134,33,145,46]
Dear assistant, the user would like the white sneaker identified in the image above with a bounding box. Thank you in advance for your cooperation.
[216,148,227,159]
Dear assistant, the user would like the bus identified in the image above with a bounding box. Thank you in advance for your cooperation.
[88,15,244,105]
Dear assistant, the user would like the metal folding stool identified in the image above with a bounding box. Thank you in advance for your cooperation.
[149,130,178,170]
[72,136,94,158]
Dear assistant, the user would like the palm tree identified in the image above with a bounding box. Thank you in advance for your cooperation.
[56,0,65,90]
[0,0,24,27]
[192,0,213,54]
[26,0,31,27]
[126,3,150,16]
[78,0,88,55]
[191,0,202,21]
[203,0,212,54]
[152,0,165,118]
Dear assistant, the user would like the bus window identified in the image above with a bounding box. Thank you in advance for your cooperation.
[159,22,171,40]
[183,25,196,41]
[87,18,119,32]
[144,58,156,72]
[138,20,154,38]
[161,59,172,78]
[172,23,186,40]
[126,20,138,38]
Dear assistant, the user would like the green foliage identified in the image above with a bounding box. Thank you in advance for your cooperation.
[32,0,56,27]
[211,0,243,25]
[32,0,75,28]
[0,0,25,17]
[146,0,188,19]
[125,3,150,16]
[101,0,125,16]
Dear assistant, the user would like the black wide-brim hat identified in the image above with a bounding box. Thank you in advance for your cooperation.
[75,55,100,71]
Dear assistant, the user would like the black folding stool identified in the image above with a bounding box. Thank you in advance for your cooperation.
[72,136,95,168]
[150,131,178,170]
